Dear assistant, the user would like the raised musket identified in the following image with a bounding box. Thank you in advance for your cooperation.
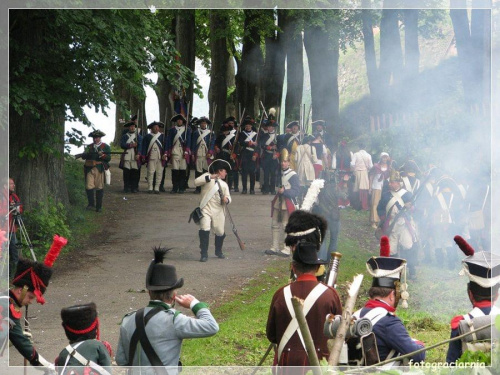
[325,252,342,288]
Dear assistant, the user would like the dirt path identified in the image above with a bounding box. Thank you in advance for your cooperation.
[10,158,293,365]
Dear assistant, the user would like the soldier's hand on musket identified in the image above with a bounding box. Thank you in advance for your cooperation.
[175,294,196,309]
[404,202,412,209]
[222,195,229,204]
[135,155,141,161]
[162,154,168,161]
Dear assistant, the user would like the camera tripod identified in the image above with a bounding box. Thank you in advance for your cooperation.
[8,208,37,261]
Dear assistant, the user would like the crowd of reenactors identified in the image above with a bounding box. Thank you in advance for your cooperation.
[2,108,497,374]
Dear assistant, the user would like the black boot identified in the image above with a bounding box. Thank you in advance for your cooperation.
[170,170,178,194]
[215,234,226,259]
[86,189,95,210]
[194,171,202,194]
[95,189,104,212]
[178,169,186,193]
[199,230,210,262]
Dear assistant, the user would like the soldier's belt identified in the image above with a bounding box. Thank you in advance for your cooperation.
[245,147,255,151]
[265,150,274,154]
[223,149,231,154]
[84,160,103,167]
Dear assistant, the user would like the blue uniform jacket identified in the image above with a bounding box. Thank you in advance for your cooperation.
[359,306,425,363]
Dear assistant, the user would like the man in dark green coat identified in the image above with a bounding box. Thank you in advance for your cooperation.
[81,130,111,212]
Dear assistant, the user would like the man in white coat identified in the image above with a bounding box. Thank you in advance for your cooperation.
[351,142,373,211]
[195,159,232,262]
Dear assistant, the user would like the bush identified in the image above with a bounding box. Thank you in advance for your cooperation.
[23,197,71,259]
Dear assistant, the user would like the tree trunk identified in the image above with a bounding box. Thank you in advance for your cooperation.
[9,11,69,210]
[361,0,379,101]
[10,109,69,211]
[176,10,196,111]
[236,10,264,118]
[450,1,474,108]
[470,1,491,109]
[209,10,229,131]
[262,9,286,114]
[156,15,176,128]
[282,11,303,123]
[303,18,340,146]
[404,9,420,80]
[379,9,404,88]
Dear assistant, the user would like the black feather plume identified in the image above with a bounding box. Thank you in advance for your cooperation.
[153,247,171,264]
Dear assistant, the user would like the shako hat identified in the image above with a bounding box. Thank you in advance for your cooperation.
[146,247,184,291]
[147,121,165,129]
[366,236,409,307]
[88,130,106,138]
[454,236,500,297]
[312,120,325,128]
[61,302,99,341]
[170,114,187,124]
[286,121,300,129]
[292,240,327,265]
[197,117,212,126]
[209,159,232,174]
[124,121,136,128]
[12,235,67,304]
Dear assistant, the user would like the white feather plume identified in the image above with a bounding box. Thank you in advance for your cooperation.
[268,107,276,116]
[300,179,325,212]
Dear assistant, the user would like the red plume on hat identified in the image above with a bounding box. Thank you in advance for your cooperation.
[454,235,474,257]
[44,234,68,267]
[380,236,390,257]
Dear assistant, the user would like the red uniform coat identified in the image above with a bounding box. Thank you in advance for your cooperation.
[266,274,342,367]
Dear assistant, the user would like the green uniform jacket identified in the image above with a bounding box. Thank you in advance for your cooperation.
[3,292,41,365]
[55,339,111,373]
[83,143,112,173]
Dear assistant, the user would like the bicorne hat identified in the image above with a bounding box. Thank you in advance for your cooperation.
[147,121,165,129]
[88,130,106,138]
[124,121,136,128]
[223,116,236,125]
[454,236,500,297]
[197,117,212,126]
[145,247,184,291]
[170,114,187,124]
[209,159,232,174]
[286,121,300,129]
[312,120,325,128]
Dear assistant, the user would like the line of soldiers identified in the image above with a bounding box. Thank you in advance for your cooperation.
[371,158,491,280]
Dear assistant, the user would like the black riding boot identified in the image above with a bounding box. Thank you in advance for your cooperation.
[95,189,104,212]
[178,169,186,193]
[199,230,210,262]
[215,234,226,259]
[170,170,178,194]
[86,189,95,210]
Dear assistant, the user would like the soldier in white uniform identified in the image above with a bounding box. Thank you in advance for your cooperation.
[142,121,166,194]
[191,117,215,194]
[120,121,143,193]
[166,114,192,194]
[194,159,232,262]
[116,248,219,372]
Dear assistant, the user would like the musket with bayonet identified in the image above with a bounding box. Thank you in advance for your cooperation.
[75,150,125,159]
[230,108,245,156]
